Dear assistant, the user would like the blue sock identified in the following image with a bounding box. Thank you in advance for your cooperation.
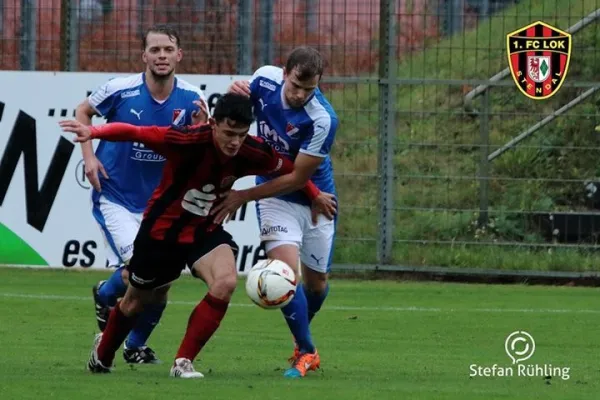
[125,302,166,349]
[281,285,315,354]
[98,266,127,306]
[304,283,329,323]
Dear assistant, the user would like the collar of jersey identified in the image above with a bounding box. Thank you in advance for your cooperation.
[142,72,177,104]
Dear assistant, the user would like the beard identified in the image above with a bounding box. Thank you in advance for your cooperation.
[149,67,174,81]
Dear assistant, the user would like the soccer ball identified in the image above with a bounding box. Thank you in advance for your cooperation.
[245,259,297,309]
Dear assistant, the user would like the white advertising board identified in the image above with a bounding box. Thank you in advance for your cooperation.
[0,71,267,274]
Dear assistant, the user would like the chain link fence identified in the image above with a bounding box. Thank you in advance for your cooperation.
[2,0,600,272]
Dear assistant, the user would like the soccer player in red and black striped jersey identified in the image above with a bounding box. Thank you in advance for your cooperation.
[59,93,337,378]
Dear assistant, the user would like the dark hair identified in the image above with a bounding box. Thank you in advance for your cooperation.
[213,93,255,126]
[285,46,324,81]
[142,24,181,49]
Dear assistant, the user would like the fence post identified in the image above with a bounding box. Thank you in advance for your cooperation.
[445,0,464,35]
[258,0,274,66]
[68,0,79,70]
[480,0,490,18]
[0,0,4,35]
[237,0,253,74]
[377,0,396,264]
[478,87,491,227]
[60,0,70,70]
[307,0,318,33]
[20,0,36,70]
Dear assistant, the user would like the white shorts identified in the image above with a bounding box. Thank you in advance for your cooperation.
[92,195,142,267]
[256,197,336,273]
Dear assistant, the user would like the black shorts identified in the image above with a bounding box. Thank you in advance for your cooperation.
[127,227,238,290]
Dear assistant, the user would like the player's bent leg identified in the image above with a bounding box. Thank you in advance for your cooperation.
[192,244,238,301]
[301,265,329,323]
[92,196,140,332]
[122,282,168,364]
[94,197,167,360]
[123,267,167,365]
[89,234,181,374]
[123,303,166,364]
[88,284,148,373]
[300,212,335,325]
[284,266,329,363]
[265,242,318,378]
[171,235,237,379]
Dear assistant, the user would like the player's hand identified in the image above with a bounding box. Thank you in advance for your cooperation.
[191,99,209,124]
[83,155,109,192]
[311,192,337,225]
[59,120,93,143]
[210,190,246,225]
[228,80,251,97]
[59,120,108,191]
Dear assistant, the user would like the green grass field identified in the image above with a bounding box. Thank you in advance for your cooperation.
[0,267,598,399]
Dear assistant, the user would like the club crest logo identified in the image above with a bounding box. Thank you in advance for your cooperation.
[172,109,185,125]
[506,21,571,100]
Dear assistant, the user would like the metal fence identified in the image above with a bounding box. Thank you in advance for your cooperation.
[3,0,600,272]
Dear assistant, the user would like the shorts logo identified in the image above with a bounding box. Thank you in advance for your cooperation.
[261,225,288,236]
[220,175,237,189]
[507,21,571,100]
[130,273,155,285]
[259,80,276,91]
[310,254,324,265]
[119,243,134,256]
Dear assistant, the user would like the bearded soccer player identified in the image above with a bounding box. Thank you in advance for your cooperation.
[75,24,208,364]
[59,93,336,378]
[223,46,338,378]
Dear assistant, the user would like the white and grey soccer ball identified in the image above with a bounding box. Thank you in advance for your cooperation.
[245,259,297,309]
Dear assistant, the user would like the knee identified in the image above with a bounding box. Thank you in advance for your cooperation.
[209,272,238,301]
[304,273,328,295]
[153,285,170,304]
[120,267,130,286]
[119,294,144,316]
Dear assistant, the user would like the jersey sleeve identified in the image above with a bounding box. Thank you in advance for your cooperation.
[90,123,169,146]
[299,114,338,158]
[248,67,263,100]
[248,66,282,102]
[87,78,122,118]
[90,122,211,155]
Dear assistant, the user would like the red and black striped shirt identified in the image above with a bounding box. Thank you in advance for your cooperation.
[89,122,319,244]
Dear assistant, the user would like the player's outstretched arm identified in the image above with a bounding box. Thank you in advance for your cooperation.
[211,151,337,224]
[59,119,174,148]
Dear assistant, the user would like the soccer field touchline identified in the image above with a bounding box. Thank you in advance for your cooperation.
[1,292,599,314]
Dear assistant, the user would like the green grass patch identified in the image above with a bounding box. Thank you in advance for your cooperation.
[0,268,598,399]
